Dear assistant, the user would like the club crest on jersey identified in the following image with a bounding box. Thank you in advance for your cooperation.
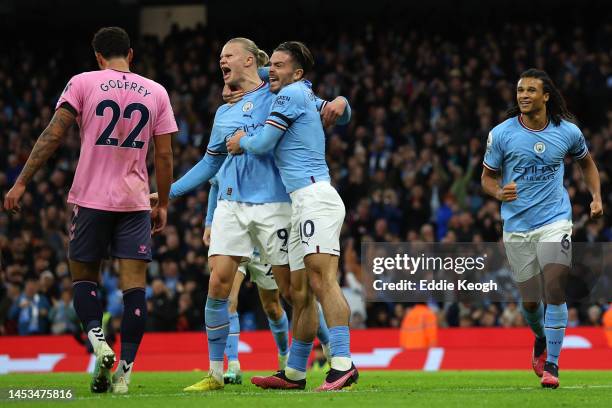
[242,101,254,112]
[533,142,546,154]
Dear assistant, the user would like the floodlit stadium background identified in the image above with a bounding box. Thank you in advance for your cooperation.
[0,0,611,373]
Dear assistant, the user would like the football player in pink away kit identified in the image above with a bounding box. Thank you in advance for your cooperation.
[3,27,176,394]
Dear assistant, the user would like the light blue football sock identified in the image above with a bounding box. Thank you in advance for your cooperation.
[205,297,229,362]
[224,312,240,362]
[268,311,289,356]
[316,303,330,346]
[545,303,568,365]
[329,325,351,358]
[286,339,312,373]
[520,301,545,339]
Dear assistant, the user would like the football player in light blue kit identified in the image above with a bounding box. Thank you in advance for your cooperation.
[481,69,602,389]
[227,41,357,391]
[154,37,292,391]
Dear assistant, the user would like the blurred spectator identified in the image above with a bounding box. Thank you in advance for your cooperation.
[39,270,58,301]
[9,278,50,335]
[603,304,612,347]
[146,279,177,332]
[476,305,499,327]
[587,305,603,326]
[500,302,523,327]
[160,259,181,295]
[49,289,77,334]
[176,292,202,331]
[0,282,21,335]
[400,303,437,349]
[567,307,581,328]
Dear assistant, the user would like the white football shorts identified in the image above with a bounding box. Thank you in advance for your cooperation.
[288,181,345,271]
[209,200,291,266]
[503,219,572,283]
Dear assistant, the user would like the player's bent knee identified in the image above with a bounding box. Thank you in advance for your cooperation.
[208,271,234,298]
[544,280,565,305]
[308,274,324,297]
[545,289,566,305]
[304,254,325,275]
[118,259,147,290]
[290,289,307,309]
[290,285,313,310]
[263,302,283,320]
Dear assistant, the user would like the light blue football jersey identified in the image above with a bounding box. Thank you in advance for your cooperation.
[170,81,290,204]
[265,81,331,192]
[484,116,588,232]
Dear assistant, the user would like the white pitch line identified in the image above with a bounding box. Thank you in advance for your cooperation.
[69,384,612,400]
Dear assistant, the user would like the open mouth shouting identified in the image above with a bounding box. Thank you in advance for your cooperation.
[221,66,231,82]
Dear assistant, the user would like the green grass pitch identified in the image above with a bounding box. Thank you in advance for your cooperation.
[1,371,611,407]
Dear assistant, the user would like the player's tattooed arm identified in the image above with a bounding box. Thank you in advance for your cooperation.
[4,107,75,212]
[17,107,76,185]
[578,153,603,218]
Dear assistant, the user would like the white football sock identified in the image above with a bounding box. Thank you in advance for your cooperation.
[210,361,224,382]
[285,366,306,381]
[331,356,352,371]
[228,360,241,372]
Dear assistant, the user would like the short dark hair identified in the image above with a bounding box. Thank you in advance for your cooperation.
[92,27,131,59]
[274,41,314,77]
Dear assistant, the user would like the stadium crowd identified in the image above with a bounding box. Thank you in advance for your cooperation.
[1,21,611,336]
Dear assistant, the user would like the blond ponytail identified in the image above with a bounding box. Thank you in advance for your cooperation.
[255,49,269,67]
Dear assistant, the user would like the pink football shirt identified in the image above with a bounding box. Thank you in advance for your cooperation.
[56,69,177,212]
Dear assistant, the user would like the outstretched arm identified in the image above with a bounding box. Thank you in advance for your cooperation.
[169,153,226,199]
[578,153,603,218]
[4,106,75,211]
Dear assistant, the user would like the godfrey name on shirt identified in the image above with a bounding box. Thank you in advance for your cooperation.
[99,79,151,97]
